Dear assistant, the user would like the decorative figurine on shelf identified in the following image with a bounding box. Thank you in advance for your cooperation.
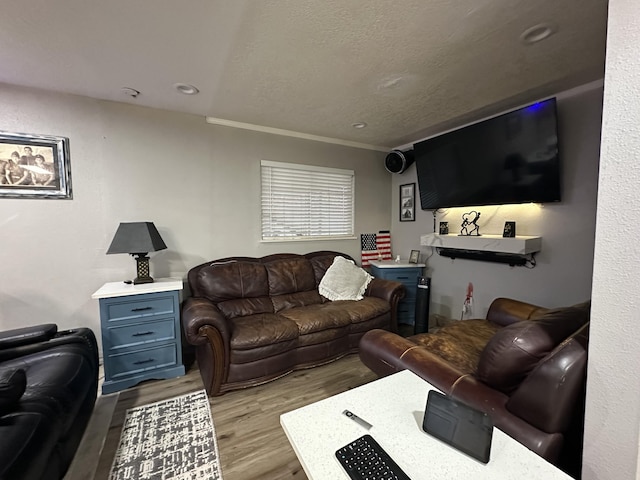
[460,211,481,236]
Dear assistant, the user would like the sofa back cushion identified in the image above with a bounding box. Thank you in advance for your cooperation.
[264,257,317,296]
[476,302,590,394]
[195,261,270,303]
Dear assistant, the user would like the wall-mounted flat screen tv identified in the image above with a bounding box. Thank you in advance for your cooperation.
[415,98,561,210]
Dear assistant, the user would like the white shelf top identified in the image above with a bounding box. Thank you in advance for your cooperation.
[420,233,541,255]
[92,277,183,299]
[369,260,426,268]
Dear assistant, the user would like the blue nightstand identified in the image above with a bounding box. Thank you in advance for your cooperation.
[369,261,425,326]
[92,278,185,394]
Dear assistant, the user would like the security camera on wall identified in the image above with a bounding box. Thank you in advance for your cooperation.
[385,149,415,174]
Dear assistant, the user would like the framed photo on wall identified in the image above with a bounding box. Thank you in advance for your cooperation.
[0,130,72,199]
[400,183,415,222]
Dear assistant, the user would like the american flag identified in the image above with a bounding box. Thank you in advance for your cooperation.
[360,231,393,267]
[361,233,378,267]
[377,230,392,260]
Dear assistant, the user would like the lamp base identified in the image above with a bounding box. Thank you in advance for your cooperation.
[133,254,155,284]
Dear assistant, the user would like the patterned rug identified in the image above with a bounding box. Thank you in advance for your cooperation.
[108,389,222,480]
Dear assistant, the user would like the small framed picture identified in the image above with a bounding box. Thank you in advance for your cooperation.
[503,221,516,238]
[409,250,420,264]
[439,221,449,235]
[400,183,415,222]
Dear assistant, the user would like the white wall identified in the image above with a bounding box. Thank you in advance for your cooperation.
[390,84,602,319]
[0,84,390,351]
[583,1,640,478]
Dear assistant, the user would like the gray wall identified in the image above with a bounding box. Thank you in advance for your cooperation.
[390,84,602,319]
[0,83,389,349]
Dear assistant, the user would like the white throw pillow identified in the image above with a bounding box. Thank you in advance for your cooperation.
[319,256,373,301]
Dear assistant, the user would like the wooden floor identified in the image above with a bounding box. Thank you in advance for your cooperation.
[89,354,378,480]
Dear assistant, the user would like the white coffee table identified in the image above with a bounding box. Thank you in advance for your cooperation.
[280,369,572,479]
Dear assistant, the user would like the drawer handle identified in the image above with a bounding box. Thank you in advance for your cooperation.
[397,276,410,279]
[132,331,155,337]
[133,358,155,365]
[131,307,153,312]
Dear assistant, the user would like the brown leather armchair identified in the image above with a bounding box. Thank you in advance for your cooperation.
[359,298,589,478]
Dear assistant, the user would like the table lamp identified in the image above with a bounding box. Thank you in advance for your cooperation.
[107,222,167,284]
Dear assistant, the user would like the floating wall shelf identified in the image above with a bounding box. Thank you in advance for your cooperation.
[420,234,542,266]
[420,234,542,254]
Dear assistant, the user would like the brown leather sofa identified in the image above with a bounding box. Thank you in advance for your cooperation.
[359,298,589,478]
[182,251,405,396]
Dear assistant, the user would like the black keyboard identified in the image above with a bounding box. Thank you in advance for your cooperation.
[335,434,411,480]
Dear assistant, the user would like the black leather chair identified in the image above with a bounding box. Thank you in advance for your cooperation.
[0,324,99,480]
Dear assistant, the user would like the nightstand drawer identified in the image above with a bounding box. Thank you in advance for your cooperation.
[105,295,175,322]
[108,344,178,378]
[106,318,176,351]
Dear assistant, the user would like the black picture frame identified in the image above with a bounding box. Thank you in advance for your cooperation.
[0,130,72,199]
[503,221,516,237]
[409,249,420,263]
[400,183,415,222]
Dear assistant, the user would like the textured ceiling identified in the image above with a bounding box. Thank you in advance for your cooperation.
[0,0,608,150]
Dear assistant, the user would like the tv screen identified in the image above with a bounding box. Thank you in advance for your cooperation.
[415,98,561,210]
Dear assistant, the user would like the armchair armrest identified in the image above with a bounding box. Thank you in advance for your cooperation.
[0,327,99,367]
[0,324,57,350]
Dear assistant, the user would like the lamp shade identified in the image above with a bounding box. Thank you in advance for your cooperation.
[107,222,167,255]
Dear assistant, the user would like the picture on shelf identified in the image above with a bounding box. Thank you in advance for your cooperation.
[399,183,415,222]
[409,250,420,263]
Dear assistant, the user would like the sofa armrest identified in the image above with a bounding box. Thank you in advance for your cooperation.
[0,324,57,350]
[486,297,547,327]
[182,297,232,348]
[450,375,564,462]
[359,329,466,392]
[365,278,405,332]
[365,277,405,303]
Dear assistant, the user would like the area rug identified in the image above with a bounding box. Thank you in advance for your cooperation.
[108,389,222,480]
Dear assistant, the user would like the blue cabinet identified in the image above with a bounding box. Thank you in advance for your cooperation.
[370,262,425,326]
[92,279,185,394]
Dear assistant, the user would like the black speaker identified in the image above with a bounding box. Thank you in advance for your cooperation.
[414,276,431,334]
[385,149,415,174]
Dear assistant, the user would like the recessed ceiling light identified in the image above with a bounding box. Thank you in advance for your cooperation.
[174,83,199,95]
[520,23,557,45]
[352,122,367,129]
[121,87,140,98]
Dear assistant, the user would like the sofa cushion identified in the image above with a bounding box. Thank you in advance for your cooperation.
[272,291,324,313]
[408,319,502,374]
[0,369,26,416]
[319,256,373,301]
[332,297,389,324]
[231,314,300,350]
[476,302,590,394]
[279,303,353,334]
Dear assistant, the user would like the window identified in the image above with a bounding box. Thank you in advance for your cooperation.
[261,160,355,241]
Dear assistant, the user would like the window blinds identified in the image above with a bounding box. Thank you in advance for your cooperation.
[261,160,354,240]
